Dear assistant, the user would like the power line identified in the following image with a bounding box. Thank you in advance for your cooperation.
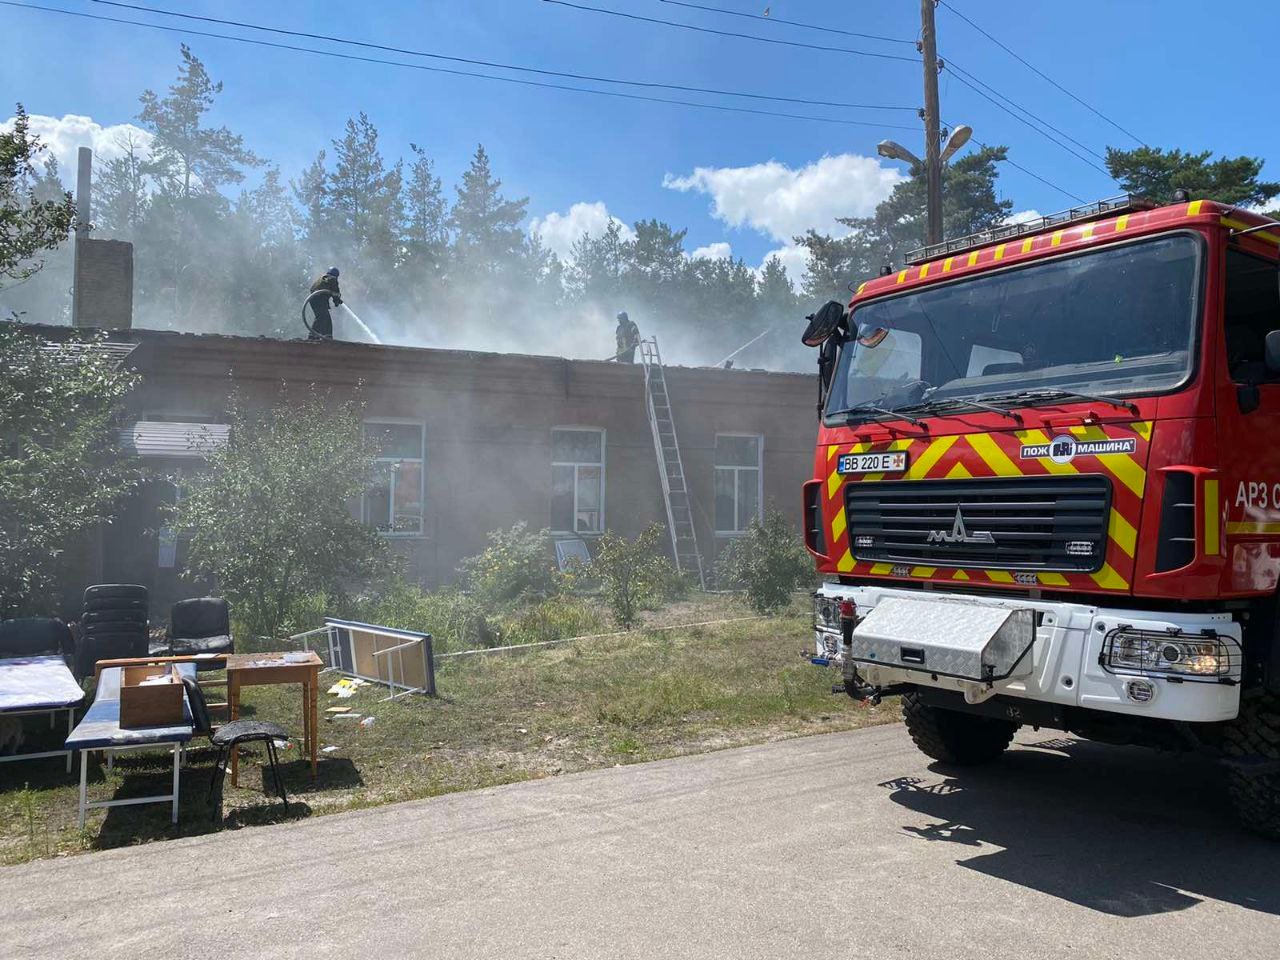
[946,59,1107,163]
[541,0,921,62]
[946,68,1113,179]
[656,0,915,45]
[86,0,917,114]
[939,0,1144,145]
[0,2,920,132]
[949,122,1086,204]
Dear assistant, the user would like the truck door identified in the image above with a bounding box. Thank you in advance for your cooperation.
[1218,245,1280,592]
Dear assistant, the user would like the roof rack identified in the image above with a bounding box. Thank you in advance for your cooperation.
[905,194,1158,265]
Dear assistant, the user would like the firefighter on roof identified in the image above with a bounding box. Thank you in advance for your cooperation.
[307,267,343,340]
[615,310,640,363]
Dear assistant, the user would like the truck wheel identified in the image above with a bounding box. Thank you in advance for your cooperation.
[1222,690,1280,840]
[902,691,1019,766]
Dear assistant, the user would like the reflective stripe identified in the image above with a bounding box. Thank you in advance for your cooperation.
[1115,214,1129,231]
[966,432,1020,477]
[1204,478,1220,556]
[1110,509,1137,557]
[1186,200,1203,216]
[905,435,958,479]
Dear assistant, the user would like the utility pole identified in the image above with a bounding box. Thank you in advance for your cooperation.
[919,0,943,246]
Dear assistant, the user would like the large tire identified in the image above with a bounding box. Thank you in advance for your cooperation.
[902,691,1019,766]
[1223,690,1280,841]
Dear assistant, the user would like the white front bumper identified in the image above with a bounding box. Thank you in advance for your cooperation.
[813,584,1243,723]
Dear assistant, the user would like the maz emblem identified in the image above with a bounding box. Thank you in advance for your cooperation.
[926,507,996,545]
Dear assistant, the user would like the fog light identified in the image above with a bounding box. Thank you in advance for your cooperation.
[1065,540,1095,556]
[1125,678,1155,703]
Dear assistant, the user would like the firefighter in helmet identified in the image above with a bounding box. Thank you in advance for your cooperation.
[307,267,343,340]
[615,310,640,363]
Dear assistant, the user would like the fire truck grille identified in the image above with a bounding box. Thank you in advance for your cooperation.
[845,475,1113,572]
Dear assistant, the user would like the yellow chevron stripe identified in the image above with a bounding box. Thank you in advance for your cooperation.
[919,262,930,278]
[994,243,1006,261]
[1021,237,1034,254]
[1091,563,1128,590]
[943,257,954,273]
[827,444,840,461]
[1109,508,1137,557]
[1187,199,1203,216]
[906,435,958,479]
[945,462,973,480]
[870,562,894,574]
[967,251,980,266]
[967,432,1022,477]
[952,570,970,581]
[1115,214,1130,232]
[857,281,867,295]
[1227,521,1280,534]
[836,549,855,572]
[1131,420,1153,441]
[1081,223,1095,239]
[1070,425,1146,496]
[986,570,1015,583]
[911,566,937,578]
[830,507,846,541]
[1038,572,1069,586]
[896,270,907,284]
[1051,230,1064,247]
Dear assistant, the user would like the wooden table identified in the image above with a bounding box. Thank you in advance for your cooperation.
[226,651,322,785]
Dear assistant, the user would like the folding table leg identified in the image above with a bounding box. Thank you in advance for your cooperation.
[65,709,74,773]
[171,745,181,824]
[78,751,88,830]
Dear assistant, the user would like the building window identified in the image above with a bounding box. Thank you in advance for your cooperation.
[552,428,604,534]
[364,421,425,535]
[715,434,762,535]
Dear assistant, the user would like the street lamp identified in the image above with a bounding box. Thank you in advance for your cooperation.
[877,124,974,246]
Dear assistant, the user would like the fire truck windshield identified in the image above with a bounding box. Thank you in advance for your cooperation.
[825,233,1202,424]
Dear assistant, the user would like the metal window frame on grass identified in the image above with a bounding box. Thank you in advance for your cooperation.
[296,619,435,698]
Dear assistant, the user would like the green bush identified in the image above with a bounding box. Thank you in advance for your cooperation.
[356,577,500,653]
[458,522,561,608]
[715,508,814,613]
[503,593,606,646]
[593,524,679,628]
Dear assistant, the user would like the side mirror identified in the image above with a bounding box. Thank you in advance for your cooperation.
[1266,329,1280,375]
[801,300,848,347]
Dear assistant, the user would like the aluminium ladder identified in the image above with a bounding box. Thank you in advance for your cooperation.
[639,337,706,589]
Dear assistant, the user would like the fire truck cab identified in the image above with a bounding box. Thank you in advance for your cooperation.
[803,196,1280,838]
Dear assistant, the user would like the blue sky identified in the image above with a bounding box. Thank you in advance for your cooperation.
[6,0,1280,281]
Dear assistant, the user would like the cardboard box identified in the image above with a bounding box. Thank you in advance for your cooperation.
[120,664,186,728]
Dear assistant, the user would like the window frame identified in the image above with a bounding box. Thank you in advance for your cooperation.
[713,432,764,536]
[363,418,427,538]
[1223,246,1280,385]
[550,426,607,536]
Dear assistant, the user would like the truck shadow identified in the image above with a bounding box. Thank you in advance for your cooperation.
[878,737,1279,918]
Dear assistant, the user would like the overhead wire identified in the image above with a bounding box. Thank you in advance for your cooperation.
[939,0,1144,145]
[949,121,1087,204]
[85,0,917,113]
[655,0,915,45]
[0,2,919,132]
[540,0,921,62]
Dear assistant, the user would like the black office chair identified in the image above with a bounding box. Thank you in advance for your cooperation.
[0,618,72,659]
[180,675,290,818]
[164,598,235,668]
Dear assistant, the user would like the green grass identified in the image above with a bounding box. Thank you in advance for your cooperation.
[0,594,899,866]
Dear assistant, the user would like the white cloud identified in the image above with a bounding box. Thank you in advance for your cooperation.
[529,201,635,261]
[758,244,810,287]
[0,113,153,183]
[663,154,904,244]
[1005,209,1043,225]
[689,241,731,261]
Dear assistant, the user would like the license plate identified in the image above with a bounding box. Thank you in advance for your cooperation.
[838,451,908,475]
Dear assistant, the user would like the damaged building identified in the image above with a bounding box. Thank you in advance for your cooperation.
[24,323,819,612]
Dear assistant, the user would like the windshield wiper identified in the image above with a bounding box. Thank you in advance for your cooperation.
[898,396,1023,423]
[980,388,1138,415]
[836,404,924,427]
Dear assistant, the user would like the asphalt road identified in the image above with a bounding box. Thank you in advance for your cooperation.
[4,723,1278,959]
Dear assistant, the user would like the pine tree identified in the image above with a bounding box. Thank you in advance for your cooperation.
[138,44,260,198]
[404,142,447,275]
[93,131,150,235]
[326,113,404,275]
[1105,145,1280,208]
[450,144,528,276]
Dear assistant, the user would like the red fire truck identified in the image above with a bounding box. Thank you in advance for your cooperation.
[802,195,1280,837]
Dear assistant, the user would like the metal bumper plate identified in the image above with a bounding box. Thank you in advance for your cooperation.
[850,596,1035,682]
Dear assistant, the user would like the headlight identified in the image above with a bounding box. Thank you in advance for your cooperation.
[1102,627,1236,680]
